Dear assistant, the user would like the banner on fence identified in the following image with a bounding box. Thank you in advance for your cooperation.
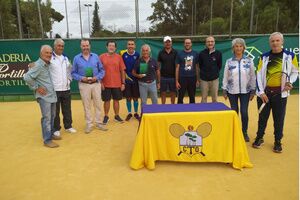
[0,36,298,95]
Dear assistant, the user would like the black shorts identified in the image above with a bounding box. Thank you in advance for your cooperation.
[123,82,140,98]
[160,77,176,92]
[102,88,123,101]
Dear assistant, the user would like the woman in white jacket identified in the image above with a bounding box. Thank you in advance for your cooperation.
[222,38,256,142]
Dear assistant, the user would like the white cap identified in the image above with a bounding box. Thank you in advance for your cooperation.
[163,36,172,42]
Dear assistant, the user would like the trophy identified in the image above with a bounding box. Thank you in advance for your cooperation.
[85,67,93,83]
[139,63,148,77]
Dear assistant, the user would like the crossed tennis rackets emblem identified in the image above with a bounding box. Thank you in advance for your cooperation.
[169,122,212,157]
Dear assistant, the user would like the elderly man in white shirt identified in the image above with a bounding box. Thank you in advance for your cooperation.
[50,38,76,136]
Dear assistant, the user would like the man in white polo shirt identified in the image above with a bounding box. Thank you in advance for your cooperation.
[50,38,76,136]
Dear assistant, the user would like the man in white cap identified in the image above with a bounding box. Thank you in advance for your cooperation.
[157,36,177,104]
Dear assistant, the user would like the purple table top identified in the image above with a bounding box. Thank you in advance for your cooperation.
[142,103,231,114]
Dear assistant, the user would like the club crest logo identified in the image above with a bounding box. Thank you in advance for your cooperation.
[169,122,212,157]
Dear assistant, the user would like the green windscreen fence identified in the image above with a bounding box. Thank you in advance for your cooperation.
[0,36,299,95]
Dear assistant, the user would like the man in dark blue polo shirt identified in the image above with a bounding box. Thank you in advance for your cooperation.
[175,38,200,104]
[199,36,222,102]
[157,36,177,104]
[132,44,160,106]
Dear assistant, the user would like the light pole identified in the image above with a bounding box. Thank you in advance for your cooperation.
[16,0,23,38]
[135,0,139,38]
[37,0,44,39]
[84,3,92,37]
[64,0,70,38]
[78,0,83,38]
[250,0,255,34]
[210,0,213,35]
[229,0,233,38]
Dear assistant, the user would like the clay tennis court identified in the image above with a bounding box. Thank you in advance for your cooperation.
[0,95,298,200]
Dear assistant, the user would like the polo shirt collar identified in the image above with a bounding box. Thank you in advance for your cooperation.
[80,53,93,57]
[38,57,50,66]
[127,50,136,56]
[141,57,152,63]
[164,48,174,54]
[206,48,215,54]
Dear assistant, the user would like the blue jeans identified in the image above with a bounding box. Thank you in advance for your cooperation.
[37,98,56,144]
[228,93,250,134]
[138,81,158,106]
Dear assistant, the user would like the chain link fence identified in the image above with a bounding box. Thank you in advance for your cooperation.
[0,0,299,40]
[51,0,146,38]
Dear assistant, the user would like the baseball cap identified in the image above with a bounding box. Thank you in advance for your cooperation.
[163,36,172,42]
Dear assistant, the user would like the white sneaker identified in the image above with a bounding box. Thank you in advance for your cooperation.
[85,126,93,134]
[53,131,61,136]
[66,127,77,133]
[96,124,108,131]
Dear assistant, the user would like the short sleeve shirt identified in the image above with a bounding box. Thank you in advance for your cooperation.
[133,58,158,83]
[176,50,199,77]
[121,50,140,83]
[99,53,126,88]
[157,48,177,78]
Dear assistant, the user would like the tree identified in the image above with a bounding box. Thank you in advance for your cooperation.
[9,0,64,38]
[198,18,227,35]
[0,0,18,39]
[91,1,102,37]
[254,0,299,33]
[147,0,189,35]
[147,0,299,36]
[147,0,227,36]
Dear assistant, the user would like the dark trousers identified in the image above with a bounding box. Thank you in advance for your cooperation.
[256,93,287,141]
[177,76,196,104]
[228,93,250,134]
[54,90,73,131]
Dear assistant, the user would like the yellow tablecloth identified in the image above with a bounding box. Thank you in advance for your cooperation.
[130,109,253,170]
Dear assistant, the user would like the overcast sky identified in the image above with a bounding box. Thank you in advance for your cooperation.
[49,0,154,38]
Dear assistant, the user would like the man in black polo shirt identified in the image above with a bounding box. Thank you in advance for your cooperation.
[157,36,177,104]
[199,36,222,102]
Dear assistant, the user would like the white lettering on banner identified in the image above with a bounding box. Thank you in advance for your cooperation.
[0,63,9,73]
[285,48,299,55]
[0,54,31,63]
[0,64,26,79]
[284,48,300,65]
[0,69,25,78]
[0,79,26,87]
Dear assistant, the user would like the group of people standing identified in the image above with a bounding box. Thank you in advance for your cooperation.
[24,32,298,154]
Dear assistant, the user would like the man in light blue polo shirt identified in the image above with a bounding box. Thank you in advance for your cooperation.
[24,45,59,148]
[72,39,107,133]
